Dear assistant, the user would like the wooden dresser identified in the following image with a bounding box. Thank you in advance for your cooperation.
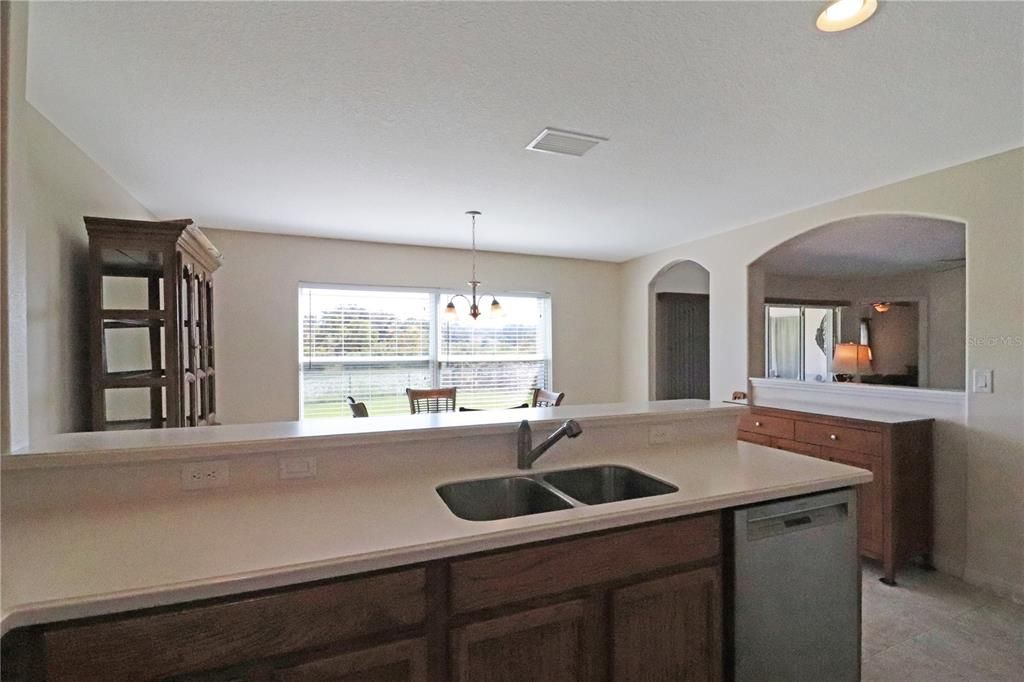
[737,404,933,585]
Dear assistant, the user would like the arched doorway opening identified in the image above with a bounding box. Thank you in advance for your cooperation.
[649,260,711,400]
[748,214,966,389]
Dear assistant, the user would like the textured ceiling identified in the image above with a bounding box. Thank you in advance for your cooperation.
[753,215,966,277]
[25,1,1024,261]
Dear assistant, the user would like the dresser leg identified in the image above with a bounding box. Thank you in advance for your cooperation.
[880,555,897,586]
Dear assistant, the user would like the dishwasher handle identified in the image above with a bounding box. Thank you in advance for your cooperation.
[746,502,848,541]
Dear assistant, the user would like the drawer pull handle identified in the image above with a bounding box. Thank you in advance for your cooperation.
[754,421,763,427]
[830,433,838,440]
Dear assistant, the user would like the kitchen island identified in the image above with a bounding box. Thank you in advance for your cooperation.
[1,401,871,680]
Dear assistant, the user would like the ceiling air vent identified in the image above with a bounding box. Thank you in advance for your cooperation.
[526,128,607,157]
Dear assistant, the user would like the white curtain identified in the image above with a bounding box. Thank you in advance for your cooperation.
[768,316,802,379]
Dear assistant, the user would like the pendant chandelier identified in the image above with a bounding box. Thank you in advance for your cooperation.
[444,211,502,321]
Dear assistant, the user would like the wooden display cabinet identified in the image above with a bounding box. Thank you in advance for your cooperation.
[85,217,222,430]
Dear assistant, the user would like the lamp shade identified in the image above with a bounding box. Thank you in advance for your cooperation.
[833,342,873,375]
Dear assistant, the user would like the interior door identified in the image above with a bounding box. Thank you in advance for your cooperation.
[656,293,711,400]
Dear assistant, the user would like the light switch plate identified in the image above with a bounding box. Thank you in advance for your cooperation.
[279,455,317,480]
[972,369,993,393]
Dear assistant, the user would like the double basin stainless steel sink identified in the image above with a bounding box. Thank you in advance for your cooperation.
[436,465,679,521]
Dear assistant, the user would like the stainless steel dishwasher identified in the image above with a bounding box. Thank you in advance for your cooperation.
[731,488,860,682]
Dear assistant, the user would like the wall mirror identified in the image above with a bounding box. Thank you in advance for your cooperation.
[750,215,966,390]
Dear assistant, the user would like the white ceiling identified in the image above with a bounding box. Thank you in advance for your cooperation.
[753,214,966,277]
[25,1,1023,262]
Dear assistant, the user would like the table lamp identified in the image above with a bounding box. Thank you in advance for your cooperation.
[833,342,872,382]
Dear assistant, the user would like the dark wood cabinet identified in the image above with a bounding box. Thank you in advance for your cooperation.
[272,638,429,682]
[738,405,933,584]
[86,216,222,430]
[448,512,720,614]
[450,600,602,682]
[1,515,724,681]
[611,567,722,681]
[39,568,426,681]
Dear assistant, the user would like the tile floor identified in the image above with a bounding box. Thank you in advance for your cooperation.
[861,563,1024,680]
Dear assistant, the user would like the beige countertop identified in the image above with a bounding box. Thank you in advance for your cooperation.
[729,397,936,424]
[1,437,871,635]
[6,399,740,468]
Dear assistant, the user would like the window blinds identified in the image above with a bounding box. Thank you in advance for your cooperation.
[299,286,550,417]
[300,288,432,417]
[438,294,549,410]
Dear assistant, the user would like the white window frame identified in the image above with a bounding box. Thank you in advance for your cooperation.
[298,282,553,418]
[764,303,841,382]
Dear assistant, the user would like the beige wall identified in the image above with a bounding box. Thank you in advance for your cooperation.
[621,148,1024,599]
[4,3,153,447]
[651,260,710,295]
[203,228,622,425]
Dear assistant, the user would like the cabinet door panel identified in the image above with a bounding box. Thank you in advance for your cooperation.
[450,599,600,682]
[273,638,427,682]
[824,447,884,556]
[611,567,722,682]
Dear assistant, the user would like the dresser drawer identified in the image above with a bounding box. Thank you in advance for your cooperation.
[794,421,882,454]
[737,413,794,440]
[772,438,824,459]
[449,515,720,614]
[737,430,773,446]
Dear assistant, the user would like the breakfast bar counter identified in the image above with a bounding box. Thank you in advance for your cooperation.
[1,402,871,638]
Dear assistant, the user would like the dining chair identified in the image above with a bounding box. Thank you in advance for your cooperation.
[531,388,565,408]
[346,396,369,418]
[406,387,456,414]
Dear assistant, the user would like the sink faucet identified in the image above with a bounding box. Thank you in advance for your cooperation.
[517,419,583,469]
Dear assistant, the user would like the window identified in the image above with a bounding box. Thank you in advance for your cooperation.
[765,304,840,382]
[300,285,551,418]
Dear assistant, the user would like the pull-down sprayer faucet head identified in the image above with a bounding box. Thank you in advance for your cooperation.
[517,419,583,469]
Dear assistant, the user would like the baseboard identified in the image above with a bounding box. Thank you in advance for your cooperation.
[930,552,963,578]
[962,566,1024,605]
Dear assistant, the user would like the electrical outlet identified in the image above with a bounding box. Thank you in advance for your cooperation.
[279,455,317,480]
[181,461,230,490]
[649,424,672,446]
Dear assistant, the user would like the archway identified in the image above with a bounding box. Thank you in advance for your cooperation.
[648,260,711,400]
[747,214,966,389]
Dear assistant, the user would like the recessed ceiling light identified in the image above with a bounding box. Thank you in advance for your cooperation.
[816,0,878,33]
